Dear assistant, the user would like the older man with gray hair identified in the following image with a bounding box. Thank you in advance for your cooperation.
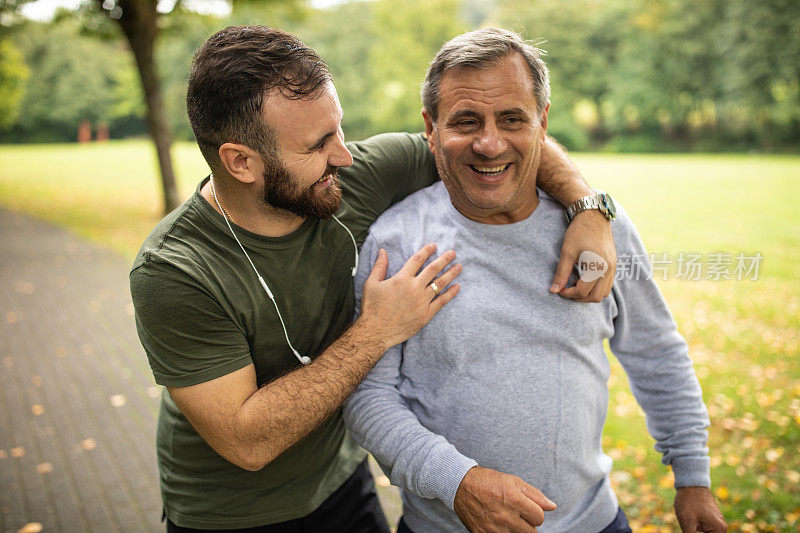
[344,28,726,533]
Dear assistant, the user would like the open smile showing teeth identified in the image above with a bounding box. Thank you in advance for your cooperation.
[470,163,510,175]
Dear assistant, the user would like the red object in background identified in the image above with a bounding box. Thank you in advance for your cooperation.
[78,120,91,143]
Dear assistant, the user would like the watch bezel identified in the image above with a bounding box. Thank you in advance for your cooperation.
[599,193,617,220]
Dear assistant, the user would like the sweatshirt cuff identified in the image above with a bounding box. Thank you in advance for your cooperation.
[420,449,478,510]
[671,456,711,488]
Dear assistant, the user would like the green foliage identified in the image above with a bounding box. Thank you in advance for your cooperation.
[366,0,467,135]
[498,0,800,151]
[3,19,133,141]
[296,0,467,140]
[0,37,28,129]
[298,1,378,140]
[2,0,798,149]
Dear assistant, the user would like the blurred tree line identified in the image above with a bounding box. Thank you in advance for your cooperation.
[0,0,798,152]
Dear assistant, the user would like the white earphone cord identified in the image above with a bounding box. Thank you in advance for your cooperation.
[332,214,359,276]
[209,175,357,366]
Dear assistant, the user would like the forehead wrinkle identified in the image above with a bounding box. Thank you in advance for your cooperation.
[438,84,536,119]
[437,55,537,118]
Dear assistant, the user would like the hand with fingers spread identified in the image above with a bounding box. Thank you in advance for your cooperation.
[359,243,462,349]
[550,210,617,302]
[454,466,557,533]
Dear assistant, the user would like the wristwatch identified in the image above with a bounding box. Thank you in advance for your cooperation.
[565,192,617,223]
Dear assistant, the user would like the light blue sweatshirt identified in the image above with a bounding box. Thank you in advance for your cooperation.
[343,182,710,533]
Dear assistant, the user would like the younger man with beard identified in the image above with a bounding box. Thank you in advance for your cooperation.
[130,26,615,531]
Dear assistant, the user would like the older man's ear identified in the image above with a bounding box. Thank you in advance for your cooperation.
[422,108,437,155]
[539,102,550,143]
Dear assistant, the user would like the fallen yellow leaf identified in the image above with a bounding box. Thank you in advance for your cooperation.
[724,454,741,467]
[35,462,52,474]
[714,486,730,500]
[17,523,42,533]
[765,478,779,492]
[765,447,784,462]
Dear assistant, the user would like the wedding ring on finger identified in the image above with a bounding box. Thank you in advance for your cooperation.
[429,281,441,296]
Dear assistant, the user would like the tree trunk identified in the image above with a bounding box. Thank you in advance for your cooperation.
[105,0,180,215]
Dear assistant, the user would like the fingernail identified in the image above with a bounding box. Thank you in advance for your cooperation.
[448,250,455,258]
[550,283,560,293]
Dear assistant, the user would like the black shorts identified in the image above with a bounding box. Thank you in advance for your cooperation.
[167,460,389,533]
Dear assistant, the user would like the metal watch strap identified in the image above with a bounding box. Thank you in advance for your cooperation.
[565,195,602,222]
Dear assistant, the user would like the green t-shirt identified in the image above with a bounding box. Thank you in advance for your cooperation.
[130,132,436,529]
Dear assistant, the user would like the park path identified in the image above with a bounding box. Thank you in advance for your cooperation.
[0,208,163,533]
[0,208,401,533]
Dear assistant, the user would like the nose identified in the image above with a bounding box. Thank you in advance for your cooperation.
[329,128,354,168]
[472,122,508,159]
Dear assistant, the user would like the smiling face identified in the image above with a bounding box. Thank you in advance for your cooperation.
[423,53,549,225]
[259,81,353,219]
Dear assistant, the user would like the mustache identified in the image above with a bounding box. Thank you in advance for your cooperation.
[322,165,339,181]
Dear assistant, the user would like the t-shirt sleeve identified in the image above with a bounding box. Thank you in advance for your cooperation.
[339,132,438,233]
[130,260,252,388]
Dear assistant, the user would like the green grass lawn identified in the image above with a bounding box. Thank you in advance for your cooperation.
[2,141,799,531]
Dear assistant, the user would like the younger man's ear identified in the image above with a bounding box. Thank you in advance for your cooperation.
[218,143,261,184]
[421,109,437,155]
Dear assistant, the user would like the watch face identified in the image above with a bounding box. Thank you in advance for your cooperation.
[601,194,617,219]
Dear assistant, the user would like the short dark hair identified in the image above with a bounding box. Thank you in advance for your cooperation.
[422,28,550,121]
[186,26,332,171]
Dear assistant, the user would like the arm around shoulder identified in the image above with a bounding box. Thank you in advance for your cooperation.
[537,137,617,301]
[135,238,462,472]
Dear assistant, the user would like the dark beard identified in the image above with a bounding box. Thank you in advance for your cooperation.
[261,161,343,219]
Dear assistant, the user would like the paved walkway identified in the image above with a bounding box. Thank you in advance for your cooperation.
[0,208,401,533]
[0,208,163,532]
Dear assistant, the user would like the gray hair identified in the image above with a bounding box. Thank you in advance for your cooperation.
[421,28,550,121]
